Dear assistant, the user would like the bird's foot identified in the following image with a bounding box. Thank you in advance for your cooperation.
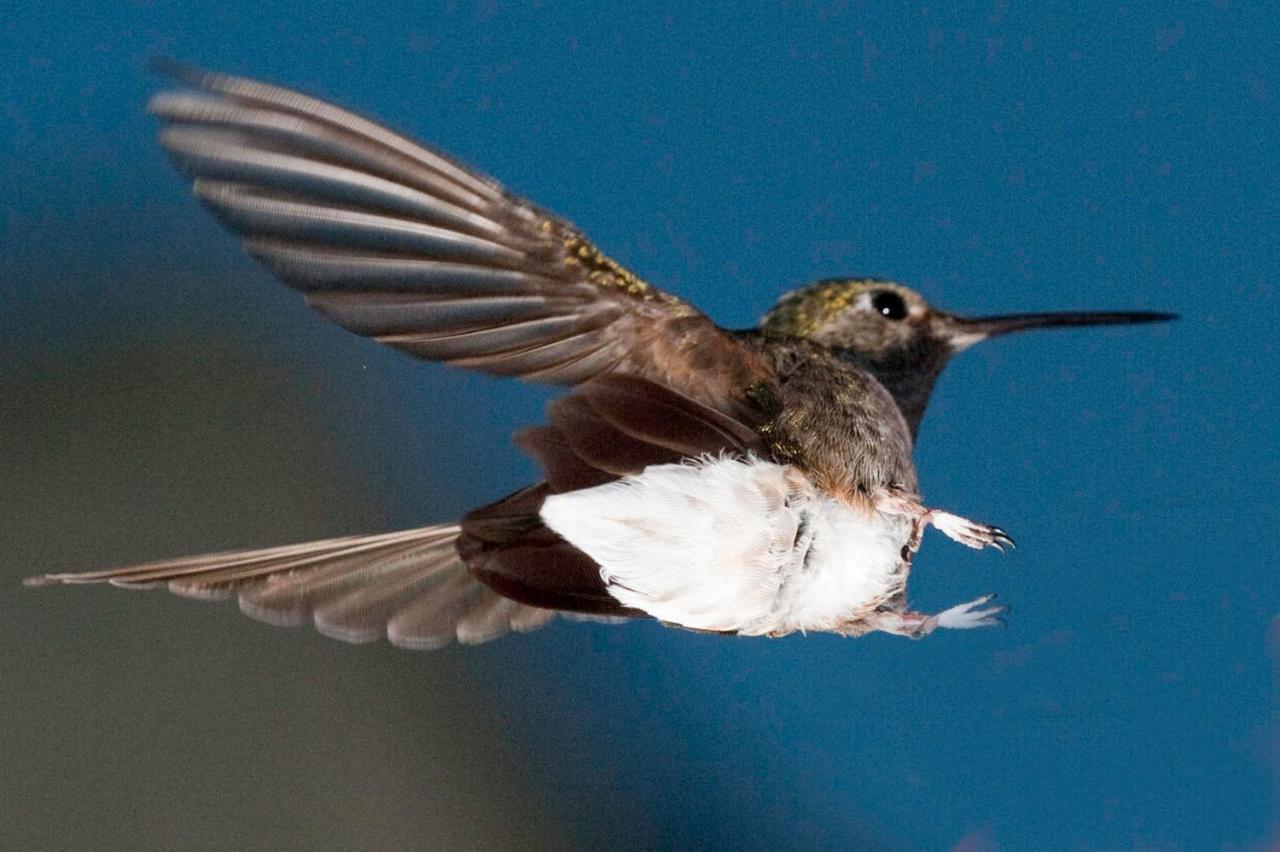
[874,491,1013,554]
[926,511,1015,553]
[874,594,1009,638]
[928,594,1008,630]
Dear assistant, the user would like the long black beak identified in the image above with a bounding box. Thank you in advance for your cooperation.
[941,310,1178,350]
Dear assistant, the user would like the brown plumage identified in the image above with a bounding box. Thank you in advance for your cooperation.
[27,64,1175,646]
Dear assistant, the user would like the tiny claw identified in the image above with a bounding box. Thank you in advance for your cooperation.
[986,528,1015,553]
[928,511,1014,554]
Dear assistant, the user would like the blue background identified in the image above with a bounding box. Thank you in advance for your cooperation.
[3,2,1277,849]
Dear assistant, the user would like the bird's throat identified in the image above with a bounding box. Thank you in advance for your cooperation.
[837,351,947,440]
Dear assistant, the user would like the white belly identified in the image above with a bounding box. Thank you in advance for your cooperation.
[539,456,913,635]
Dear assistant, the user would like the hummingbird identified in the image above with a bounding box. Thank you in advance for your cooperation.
[26,65,1175,648]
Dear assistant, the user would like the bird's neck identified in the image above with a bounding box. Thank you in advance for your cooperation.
[746,333,947,440]
[836,351,947,440]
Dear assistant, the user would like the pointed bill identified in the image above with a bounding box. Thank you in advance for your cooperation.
[939,309,1178,351]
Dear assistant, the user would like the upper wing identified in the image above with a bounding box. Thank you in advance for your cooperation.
[150,63,767,406]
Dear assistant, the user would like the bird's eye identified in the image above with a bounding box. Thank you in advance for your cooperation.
[871,291,908,320]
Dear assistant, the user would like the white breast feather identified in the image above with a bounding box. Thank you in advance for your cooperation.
[539,456,913,635]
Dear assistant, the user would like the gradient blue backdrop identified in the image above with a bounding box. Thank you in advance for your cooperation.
[4,2,1277,849]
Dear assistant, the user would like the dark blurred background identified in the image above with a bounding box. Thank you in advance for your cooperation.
[2,3,1277,849]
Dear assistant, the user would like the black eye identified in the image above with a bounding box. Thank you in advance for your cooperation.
[871,291,908,320]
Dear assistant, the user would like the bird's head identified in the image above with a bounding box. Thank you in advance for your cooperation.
[760,277,1175,435]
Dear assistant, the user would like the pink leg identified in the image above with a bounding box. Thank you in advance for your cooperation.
[876,492,1015,554]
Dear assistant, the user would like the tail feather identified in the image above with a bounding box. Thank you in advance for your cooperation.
[312,545,462,644]
[384,570,486,649]
[453,595,522,645]
[27,524,555,649]
[167,538,439,602]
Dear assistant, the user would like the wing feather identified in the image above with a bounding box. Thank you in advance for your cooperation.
[162,126,511,239]
[151,91,497,213]
[303,291,584,337]
[193,181,526,265]
[456,375,772,616]
[151,59,506,203]
[151,64,770,408]
[244,239,557,293]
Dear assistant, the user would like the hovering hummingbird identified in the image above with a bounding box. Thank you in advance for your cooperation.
[27,65,1175,648]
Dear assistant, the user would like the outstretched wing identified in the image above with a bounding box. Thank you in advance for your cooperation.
[150,63,767,408]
